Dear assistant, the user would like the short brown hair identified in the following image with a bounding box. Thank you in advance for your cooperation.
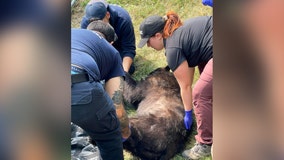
[87,20,118,43]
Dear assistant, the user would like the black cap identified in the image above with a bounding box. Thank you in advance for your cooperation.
[138,15,165,48]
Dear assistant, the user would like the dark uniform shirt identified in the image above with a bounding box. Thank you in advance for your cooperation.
[81,4,136,60]
[71,29,124,82]
[165,16,213,71]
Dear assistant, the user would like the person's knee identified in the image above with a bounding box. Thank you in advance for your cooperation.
[193,79,212,105]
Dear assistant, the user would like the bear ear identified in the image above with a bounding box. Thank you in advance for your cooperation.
[165,65,170,71]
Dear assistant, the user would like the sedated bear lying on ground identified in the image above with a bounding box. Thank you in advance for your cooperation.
[123,66,191,160]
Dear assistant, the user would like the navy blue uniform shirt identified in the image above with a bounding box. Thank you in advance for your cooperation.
[71,29,125,82]
[81,4,136,60]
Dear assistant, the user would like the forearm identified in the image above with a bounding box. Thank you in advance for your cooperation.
[105,77,131,138]
[119,26,135,73]
[122,57,133,72]
[115,103,131,139]
[180,85,193,111]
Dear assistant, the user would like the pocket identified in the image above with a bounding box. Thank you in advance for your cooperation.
[96,100,114,120]
[99,109,120,131]
[108,110,120,130]
[89,81,105,97]
[71,89,93,106]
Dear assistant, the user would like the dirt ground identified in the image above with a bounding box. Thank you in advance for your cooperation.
[71,0,85,28]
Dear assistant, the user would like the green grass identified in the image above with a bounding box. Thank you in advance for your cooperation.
[71,0,212,159]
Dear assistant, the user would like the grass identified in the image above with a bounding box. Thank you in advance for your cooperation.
[71,0,212,159]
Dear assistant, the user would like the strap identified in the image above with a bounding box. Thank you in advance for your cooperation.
[71,73,89,83]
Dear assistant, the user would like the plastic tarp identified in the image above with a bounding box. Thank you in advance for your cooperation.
[71,123,101,160]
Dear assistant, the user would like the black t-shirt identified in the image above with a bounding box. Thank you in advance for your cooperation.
[165,16,213,71]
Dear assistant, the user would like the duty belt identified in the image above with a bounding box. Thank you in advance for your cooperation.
[71,65,89,83]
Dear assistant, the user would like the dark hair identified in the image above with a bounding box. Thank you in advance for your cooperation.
[88,18,100,23]
[163,11,183,38]
[87,20,118,43]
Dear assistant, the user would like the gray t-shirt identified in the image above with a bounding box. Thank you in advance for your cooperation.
[165,16,213,71]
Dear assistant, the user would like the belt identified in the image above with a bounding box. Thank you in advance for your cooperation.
[72,73,89,83]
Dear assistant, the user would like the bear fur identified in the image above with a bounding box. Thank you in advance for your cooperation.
[123,66,190,160]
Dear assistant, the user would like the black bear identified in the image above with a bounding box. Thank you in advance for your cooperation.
[123,66,190,160]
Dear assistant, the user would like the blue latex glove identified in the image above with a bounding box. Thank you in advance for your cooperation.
[122,137,127,142]
[122,123,131,142]
[202,0,213,7]
[184,110,193,130]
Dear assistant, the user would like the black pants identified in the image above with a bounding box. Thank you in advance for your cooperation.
[71,81,123,160]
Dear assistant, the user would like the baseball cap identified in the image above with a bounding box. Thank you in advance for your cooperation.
[88,0,108,7]
[85,1,107,21]
[138,15,165,48]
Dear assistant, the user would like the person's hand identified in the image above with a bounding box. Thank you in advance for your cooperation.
[184,110,193,130]
[122,123,131,142]
[202,0,213,7]
[122,137,127,142]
